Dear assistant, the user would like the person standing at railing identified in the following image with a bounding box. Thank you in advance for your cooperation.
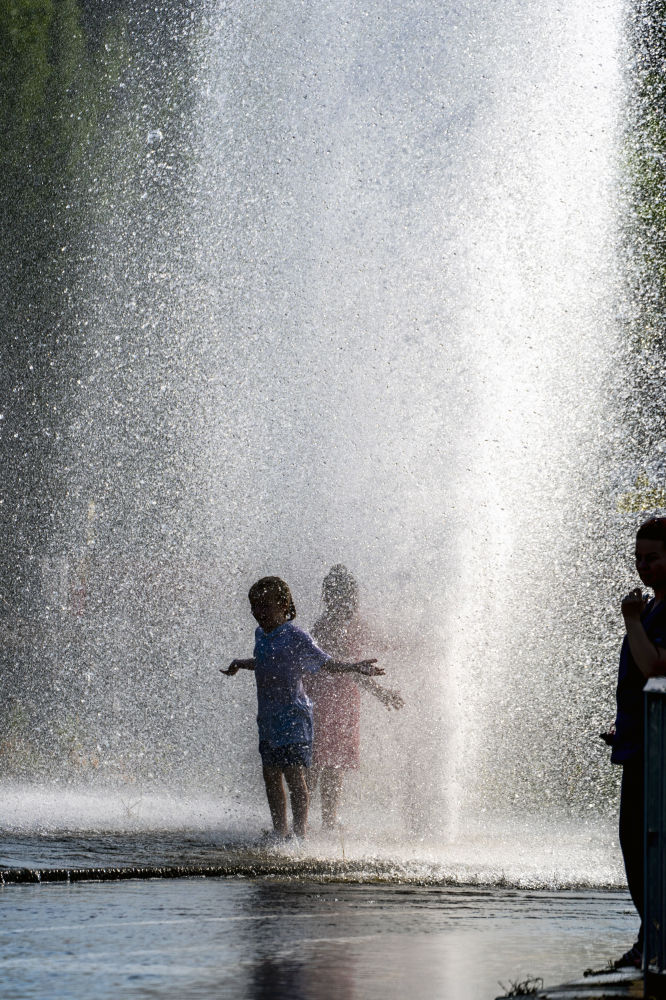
[608,516,666,969]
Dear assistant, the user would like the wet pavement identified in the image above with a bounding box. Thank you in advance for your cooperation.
[0,794,635,999]
[0,875,634,1000]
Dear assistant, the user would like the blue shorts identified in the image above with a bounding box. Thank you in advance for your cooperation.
[259,741,312,768]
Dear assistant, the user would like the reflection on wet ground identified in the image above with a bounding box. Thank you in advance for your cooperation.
[0,877,634,1000]
[0,815,633,999]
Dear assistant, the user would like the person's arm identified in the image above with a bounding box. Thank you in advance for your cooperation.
[622,588,666,677]
[356,675,404,710]
[220,658,256,676]
[322,658,384,676]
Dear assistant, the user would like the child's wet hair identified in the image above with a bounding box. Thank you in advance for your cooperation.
[248,576,297,620]
[322,564,359,612]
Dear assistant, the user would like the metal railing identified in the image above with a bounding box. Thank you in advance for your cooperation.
[644,677,666,999]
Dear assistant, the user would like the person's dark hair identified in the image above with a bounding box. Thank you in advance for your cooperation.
[636,517,666,545]
[248,577,296,620]
[322,564,359,614]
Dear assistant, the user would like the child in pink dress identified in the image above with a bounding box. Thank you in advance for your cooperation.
[306,565,403,830]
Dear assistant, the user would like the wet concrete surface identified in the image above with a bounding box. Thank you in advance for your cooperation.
[0,872,635,1000]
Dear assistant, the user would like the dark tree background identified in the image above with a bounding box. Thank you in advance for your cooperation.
[0,0,200,615]
[0,2,204,769]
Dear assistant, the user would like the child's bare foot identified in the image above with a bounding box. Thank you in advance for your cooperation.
[256,829,287,848]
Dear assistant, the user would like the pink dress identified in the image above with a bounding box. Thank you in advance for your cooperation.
[306,614,365,769]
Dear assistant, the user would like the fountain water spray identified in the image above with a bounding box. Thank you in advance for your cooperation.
[2,0,632,884]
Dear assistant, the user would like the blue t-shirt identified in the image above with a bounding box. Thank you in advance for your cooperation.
[611,599,666,764]
[253,622,331,748]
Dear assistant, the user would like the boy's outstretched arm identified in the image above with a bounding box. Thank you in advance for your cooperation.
[220,658,256,676]
[357,675,404,710]
[324,658,384,676]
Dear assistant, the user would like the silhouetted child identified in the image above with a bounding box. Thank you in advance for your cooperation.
[306,564,403,830]
[221,576,383,839]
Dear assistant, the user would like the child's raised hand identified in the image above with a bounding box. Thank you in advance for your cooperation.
[358,659,384,676]
[221,660,241,676]
[381,687,404,711]
[221,657,255,675]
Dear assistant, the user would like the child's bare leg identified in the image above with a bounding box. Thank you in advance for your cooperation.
[306,764,320,794]
[283,765,309,837]
[262,764,288,836]
[321,766,344,830]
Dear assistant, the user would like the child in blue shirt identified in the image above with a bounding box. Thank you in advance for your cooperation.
[221,576,383,839]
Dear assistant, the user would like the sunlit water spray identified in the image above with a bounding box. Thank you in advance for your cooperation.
[2,0,630,886]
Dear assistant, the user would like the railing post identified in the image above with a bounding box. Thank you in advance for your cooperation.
[645,677,666,999]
